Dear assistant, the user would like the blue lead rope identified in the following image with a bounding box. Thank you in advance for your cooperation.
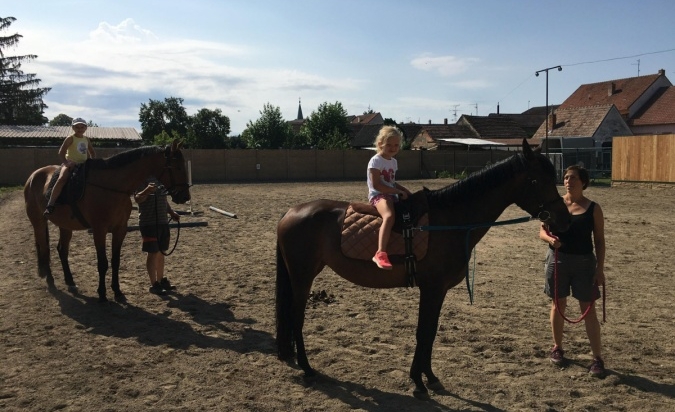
[417,216,533,304]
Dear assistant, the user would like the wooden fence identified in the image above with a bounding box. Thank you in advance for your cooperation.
[612,134,675,185]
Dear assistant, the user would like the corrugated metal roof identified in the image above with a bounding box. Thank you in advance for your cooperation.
[437,138,506,146]
[0,126,141,141]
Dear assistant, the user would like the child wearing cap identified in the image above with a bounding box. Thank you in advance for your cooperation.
[44,118,96,215]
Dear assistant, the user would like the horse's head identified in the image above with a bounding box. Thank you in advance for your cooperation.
[158,139,191,204]
[516,139,571,232]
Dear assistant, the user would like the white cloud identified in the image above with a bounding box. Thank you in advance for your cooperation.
[410,54,479,77]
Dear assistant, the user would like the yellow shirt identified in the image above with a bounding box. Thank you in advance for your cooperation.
[65,135,90,164]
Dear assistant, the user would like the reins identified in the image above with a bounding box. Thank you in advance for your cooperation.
[151,190,180,256]
[546,231,606,324]
[417,216,533,303]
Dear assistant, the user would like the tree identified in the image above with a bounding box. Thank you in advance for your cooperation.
[138,97,189,145]
[241,103,295,149]
[297,101,351,149]
[49,113,73,126]
[0,17,51,125]
[187,108,231,149]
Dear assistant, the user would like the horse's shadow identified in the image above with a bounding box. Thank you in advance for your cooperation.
[297,371,505,412]
[49,287,273,353]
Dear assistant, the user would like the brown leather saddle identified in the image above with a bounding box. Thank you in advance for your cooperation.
[340,192,429,264]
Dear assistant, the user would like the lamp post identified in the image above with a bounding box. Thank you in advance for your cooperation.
[535,65,562,155]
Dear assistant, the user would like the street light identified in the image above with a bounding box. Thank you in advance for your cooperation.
[535,65,562,155]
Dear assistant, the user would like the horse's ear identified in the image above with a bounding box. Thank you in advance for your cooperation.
[522,138,534,160]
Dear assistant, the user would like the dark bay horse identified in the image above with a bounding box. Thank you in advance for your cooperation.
[24,140,190,303]
[276,139,571,399]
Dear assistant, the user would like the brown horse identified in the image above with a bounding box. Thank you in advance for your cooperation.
[24,140,190,303]
[276,139,571,399]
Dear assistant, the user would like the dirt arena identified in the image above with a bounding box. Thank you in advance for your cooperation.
[1,179,674,411]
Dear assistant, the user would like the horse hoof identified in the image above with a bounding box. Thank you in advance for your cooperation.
[67,284,78,294]
[114,293,127,304]
[413,388,430,401]
[98,296,109,303]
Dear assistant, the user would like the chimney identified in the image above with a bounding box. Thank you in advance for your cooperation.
[428,119,432,124]
[444,118,448,124]
[497,103,500,114]
[658,68,665,76]
[608,82,616,96]
[548,113,556,131]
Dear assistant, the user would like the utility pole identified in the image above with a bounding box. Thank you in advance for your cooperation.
[535,65,563,156]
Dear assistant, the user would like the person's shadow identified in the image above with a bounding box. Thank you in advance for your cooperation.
[49,287,273,353]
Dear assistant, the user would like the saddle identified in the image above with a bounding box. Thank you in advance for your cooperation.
[46,162,88,206]
[340,192,429,264]
[45,161,90,227]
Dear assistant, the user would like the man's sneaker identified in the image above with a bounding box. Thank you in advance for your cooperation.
[372,251,393,270]
[589,357,606,378]
[149,282,167,295]
[160,277,176,291]
[44,205,55,215]
[550,345,565,365]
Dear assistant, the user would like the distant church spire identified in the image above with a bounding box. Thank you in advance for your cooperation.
[297,97,303,120]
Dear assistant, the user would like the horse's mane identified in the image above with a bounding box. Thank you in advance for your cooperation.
[88,146,164,170]
[426,152,554,207]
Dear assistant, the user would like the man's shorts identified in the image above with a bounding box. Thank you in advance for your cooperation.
[544,248,600,302]
[140,224,170,253]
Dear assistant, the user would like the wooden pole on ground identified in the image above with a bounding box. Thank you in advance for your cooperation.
[209,206,237,219]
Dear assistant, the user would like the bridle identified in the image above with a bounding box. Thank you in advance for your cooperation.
[524,175,561,224]
[156,147,191,199]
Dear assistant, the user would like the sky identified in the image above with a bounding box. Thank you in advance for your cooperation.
[5,0,675,135]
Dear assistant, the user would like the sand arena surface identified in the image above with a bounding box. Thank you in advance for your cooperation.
[1,180,674,411]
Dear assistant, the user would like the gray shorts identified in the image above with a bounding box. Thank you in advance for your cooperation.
[544,249,600,302]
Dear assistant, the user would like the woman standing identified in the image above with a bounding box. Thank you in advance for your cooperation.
[539,165,606,377]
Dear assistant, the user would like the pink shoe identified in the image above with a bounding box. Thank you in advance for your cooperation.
[372,251,392,270]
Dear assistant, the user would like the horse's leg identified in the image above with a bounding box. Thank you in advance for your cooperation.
[410,284,448,400]
[56,227,78,293]
[91,228,109,303]
[110,227,128,303]
[277,243,322,377]
[25,192,54,288]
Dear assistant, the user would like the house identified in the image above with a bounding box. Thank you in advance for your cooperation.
[0,125,142,147]
[532,104,632,149]
[556,69,674,139]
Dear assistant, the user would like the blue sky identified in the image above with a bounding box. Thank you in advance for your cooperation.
[5,1,675,135]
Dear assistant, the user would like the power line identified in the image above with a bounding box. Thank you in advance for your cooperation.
[561,47,675,68]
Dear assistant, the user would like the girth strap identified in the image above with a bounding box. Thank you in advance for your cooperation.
[401,207,417,287]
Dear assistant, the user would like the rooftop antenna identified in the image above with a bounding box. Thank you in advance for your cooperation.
[632,59,640,76]
[451,104,460,122]
[471,103,478,115]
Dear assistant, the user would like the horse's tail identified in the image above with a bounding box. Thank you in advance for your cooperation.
[275,240,295,360]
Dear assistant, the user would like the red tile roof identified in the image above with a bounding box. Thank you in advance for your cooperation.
[631,86,675,125]
[558,73,666,115]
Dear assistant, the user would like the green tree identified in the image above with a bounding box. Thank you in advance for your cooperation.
[298,101,350,149]
[49,113,72,126]
[241,103,295,149]
[0,16,50,125]
[138,97,189,145]
[187,108,230,149]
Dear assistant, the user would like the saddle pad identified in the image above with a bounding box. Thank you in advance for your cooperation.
[341,205,429,262]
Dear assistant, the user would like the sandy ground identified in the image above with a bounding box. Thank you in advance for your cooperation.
[1,179,674,411]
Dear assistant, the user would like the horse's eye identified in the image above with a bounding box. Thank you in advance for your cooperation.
[531,179,538,185]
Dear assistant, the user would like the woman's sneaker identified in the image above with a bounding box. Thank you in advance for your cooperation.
[589,357,606,378]
[160,277,176,291]
[149,282,167,295]
[550,345,565,365]
[372,251,392,270]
